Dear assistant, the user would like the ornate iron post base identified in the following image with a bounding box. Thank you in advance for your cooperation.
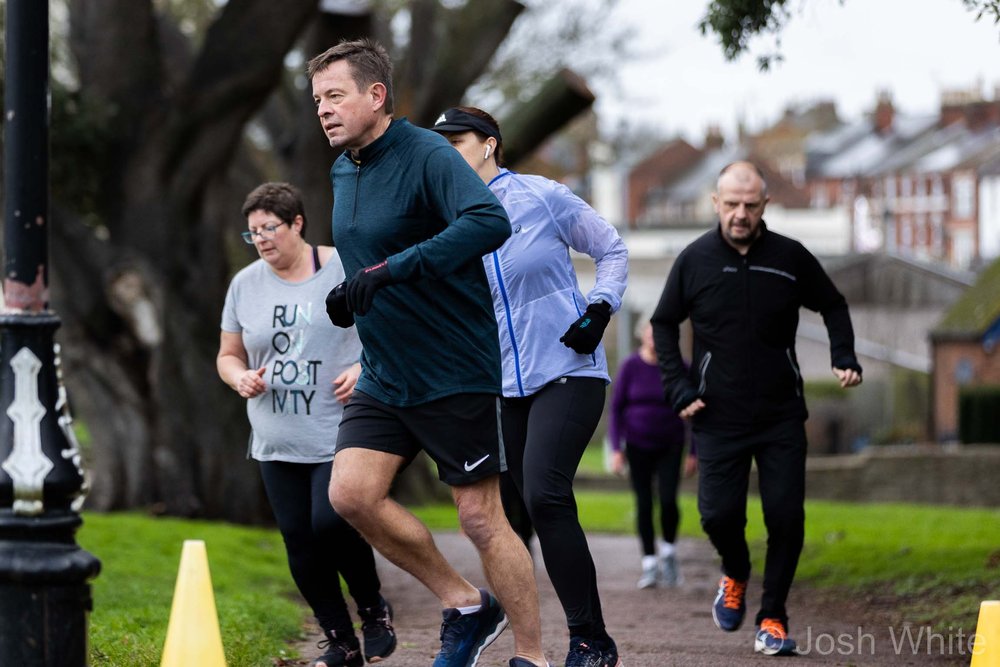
[0,314,101,666]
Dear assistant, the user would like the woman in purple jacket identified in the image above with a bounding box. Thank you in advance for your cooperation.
[610,321,697,589]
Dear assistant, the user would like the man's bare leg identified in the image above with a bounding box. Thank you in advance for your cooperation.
[453,476,548,667]
[329,447,481,608]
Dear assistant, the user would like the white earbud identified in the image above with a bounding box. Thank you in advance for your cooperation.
[484,145,492,160]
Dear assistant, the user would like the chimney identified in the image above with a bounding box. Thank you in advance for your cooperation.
[873,90,894,133]
[939,84,1000,129]
[704,124,725,150]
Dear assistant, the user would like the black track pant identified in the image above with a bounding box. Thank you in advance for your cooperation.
[501,376,608,638]
[695,420,806,628]
[259,460,382,634]
[624,444,684,554]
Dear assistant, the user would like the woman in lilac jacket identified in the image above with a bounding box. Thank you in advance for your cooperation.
[432,107,627,667]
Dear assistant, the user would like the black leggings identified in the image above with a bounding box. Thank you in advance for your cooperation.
[259,460,381,633]
[624,444,684,555]
[501,376,607,638]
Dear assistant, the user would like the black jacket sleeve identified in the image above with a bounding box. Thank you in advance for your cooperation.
[799,250,863,374]
[651,255,700,413]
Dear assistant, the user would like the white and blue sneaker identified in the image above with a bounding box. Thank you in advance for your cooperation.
[658,552,681,587]
[433,588,509,667]
[754,618,798,656]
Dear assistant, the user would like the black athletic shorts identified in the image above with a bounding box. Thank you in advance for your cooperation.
[336,391,507,486]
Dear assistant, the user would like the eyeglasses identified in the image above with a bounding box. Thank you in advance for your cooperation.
[241,224,284,244]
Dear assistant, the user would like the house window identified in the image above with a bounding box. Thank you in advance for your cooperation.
[931,175,944,196]
[901,177,912,197]
[953,175,975,218]
[884,176,896,200]
[954,358,974,386]
[952,228,974,268]
[842,180,855,204]
[813,186,829,209]
[916,213,927,246]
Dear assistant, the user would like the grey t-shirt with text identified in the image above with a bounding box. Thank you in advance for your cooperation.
[221,251,361,462]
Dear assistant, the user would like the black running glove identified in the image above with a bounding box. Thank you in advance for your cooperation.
[559,300,611,354]
[345,260,393,316]
[325,281,354,328]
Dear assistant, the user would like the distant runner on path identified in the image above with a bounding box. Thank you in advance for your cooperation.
[651,161,863,657]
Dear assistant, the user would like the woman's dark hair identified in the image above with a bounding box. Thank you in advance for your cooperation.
[241,182,307,235]
[456,106,506,168]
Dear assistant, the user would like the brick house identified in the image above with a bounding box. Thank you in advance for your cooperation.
[805,89,1000,269]
[626,138,703,227]
[930,257,1000,441]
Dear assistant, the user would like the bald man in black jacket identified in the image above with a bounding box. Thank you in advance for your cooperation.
[651,161,862,658]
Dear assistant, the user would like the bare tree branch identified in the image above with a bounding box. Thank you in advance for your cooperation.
[408,0,525,126]
[159,0,320,193]
[501,68,595,166]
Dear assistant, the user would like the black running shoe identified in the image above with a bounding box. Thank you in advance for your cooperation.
[598,636,623,667]
[314,629,363,667]
[358,597,397,663]
[565,636,604,667]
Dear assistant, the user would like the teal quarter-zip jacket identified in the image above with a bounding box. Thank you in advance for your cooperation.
[330,118,511,406]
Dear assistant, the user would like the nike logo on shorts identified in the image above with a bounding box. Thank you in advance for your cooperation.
[463,454,490,472]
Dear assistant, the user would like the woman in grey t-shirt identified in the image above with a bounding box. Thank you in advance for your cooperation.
[217,183,395,667]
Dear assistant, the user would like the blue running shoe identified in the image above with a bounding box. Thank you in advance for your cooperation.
[755,618,798,656]
[433,588,509,667]
[565,636,605,667]
[711,576,747,632]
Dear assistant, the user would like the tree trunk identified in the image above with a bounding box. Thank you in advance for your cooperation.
[56,0,321,520]
[44,0,597,522]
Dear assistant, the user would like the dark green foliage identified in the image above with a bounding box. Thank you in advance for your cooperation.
[962,0,1000,23]
[959,385,1000,444]
[697,0,791,68]
[700,0,999,70]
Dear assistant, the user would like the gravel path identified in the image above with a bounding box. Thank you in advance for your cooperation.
[292,532,968,666]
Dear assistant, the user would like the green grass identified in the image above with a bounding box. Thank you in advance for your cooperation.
[566,491,1000,629]
[577,441,613,474]
[78,495,1000,665]
[79,512,303,666]
[786,499,1000,628]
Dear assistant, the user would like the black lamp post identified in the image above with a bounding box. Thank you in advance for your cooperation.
[0,1,102,665]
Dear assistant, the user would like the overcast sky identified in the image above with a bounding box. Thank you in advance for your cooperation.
[593,0,1000,144]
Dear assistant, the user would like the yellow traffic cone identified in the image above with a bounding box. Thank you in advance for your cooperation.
[971,600,1000,666]
[160,540,227,667]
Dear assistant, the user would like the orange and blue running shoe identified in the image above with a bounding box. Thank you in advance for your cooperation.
[711,576,747,632]
[755,618,798,656]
